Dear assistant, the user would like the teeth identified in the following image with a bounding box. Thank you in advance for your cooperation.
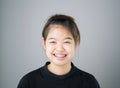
[54,54,66,58]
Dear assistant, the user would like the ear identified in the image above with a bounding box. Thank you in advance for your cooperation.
[42,37,46,49]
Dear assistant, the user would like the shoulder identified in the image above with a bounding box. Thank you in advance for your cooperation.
[23,68,40,78]
[74,67,100,88]
[17,67,43,88]
[76,67,94,77]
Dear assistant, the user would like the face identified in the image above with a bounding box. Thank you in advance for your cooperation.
[42,25,77,66]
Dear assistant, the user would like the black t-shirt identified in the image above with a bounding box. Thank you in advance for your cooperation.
[17,62,100,88]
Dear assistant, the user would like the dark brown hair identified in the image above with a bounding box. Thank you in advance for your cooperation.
[42,14,80,45]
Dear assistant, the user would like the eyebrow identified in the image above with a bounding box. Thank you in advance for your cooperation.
[48,38,56,40]
[48,37,73,40]
[64,37,72,40]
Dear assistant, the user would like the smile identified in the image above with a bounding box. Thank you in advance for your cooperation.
[53,54,67,58]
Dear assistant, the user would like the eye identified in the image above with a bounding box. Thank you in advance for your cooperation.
[64,41,71,44]
[49,41,56,44]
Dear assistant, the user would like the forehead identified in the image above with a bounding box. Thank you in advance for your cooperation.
[47,25,73,39]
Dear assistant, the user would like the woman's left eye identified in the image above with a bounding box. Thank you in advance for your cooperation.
[64,41,70,44]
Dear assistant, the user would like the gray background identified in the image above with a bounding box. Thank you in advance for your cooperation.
[0,0,120,88]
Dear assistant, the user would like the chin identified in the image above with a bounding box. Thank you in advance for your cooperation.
[52,60,71,66]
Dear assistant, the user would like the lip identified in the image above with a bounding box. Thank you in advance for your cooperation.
[53,54,67,59]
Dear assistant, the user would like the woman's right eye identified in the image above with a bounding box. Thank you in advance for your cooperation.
[49,41,56,44]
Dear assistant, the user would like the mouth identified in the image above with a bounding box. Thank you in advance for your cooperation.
[53,54,67,59]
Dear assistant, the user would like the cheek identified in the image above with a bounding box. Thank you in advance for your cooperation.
[64,45,75,53]
[45,44,54,53]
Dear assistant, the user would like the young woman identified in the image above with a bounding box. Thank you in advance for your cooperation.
[17,14,100,88]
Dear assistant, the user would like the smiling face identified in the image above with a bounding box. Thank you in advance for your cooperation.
[42,25,77,66]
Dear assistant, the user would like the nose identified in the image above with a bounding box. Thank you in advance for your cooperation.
[56,43,64,51]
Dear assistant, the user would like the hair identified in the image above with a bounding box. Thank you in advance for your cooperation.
[42,14,80,45]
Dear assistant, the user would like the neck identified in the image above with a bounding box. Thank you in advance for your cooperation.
[47,62,71,75]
